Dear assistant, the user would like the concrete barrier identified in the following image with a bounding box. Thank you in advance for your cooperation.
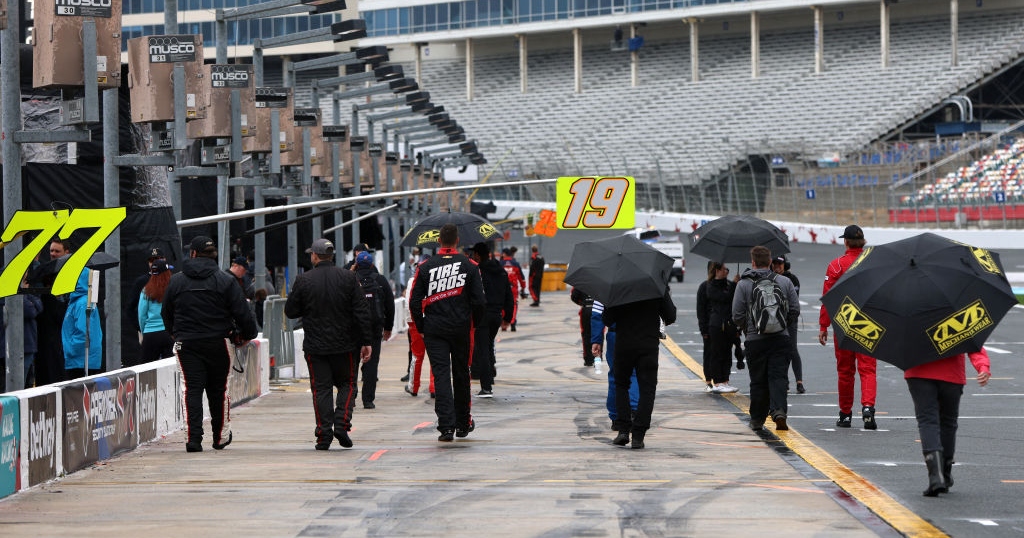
[0,337,269,500]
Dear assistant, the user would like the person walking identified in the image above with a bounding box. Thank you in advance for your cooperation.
[905,348,991,496]
[500,248,526,331]
[772,255,805,394]
[600,288,676,449]
[732,246,799,432]
[162,236,258,453]
[469,242,513,397]
[35,239,72,385]
[696,261,740,394]
[528,245,545,307]
[818,224,878,429]
[353,251,395,410]
[403,273,434,398]
[570,287,595,367]
[409,224,486,442]
[285,238,373,450]
[135,259,175,365]
[590,300,639,428]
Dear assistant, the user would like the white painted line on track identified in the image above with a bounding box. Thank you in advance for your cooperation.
[983,346,1012,354]
[968,519,999,526]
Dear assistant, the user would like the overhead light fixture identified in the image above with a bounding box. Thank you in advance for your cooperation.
[428,113,449,125]
[309,0,345,14]
[374,64,404,81]
[389,77,419,93]
[460,141,477,155]
[447,132,466,143]
[404,91,430,104]
[356,46,389,63]
[331,19,367,42]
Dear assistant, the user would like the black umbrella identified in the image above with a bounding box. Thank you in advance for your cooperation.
[563,234,673,308]
[820,233,1016,370]
[28,252,122,294]
[400,211,501,248]
[688,215,790,263]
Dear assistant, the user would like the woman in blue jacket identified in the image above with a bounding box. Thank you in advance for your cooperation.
[135,259,175,366]
[62,269,102,379]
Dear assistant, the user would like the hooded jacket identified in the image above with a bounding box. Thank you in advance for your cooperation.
[478,257,514,322]
[61,269,103,371]
[162,256,258,342]
[731,267,800,342]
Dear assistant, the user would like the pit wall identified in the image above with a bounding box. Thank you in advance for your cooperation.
[0,338,270,499]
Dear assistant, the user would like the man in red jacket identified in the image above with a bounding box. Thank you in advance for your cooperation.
[818,225,878,430]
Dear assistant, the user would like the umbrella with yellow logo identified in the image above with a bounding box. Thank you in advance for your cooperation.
[400,210,501,248]
[820,232,1016,370]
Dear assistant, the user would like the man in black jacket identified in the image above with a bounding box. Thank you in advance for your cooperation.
[528,245,545,306]
[285,238,373,450]
[468,242,513,397]
[353,251,395,410]
[409,224,486,442]
[162,236,258,453]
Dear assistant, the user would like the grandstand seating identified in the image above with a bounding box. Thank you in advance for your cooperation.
[320,11,1024,188]
[898,137,1024,210]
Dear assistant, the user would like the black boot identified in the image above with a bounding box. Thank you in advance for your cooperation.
[943,458,954,489]
[923,451,948,497]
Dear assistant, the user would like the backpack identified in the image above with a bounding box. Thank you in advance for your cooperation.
[358,272,387,329]
[748,273,788,334]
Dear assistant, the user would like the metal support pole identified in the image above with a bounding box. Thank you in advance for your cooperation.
[82,19,99,123]
[630,25,639,87]
[2,0,25,390]
[688,19,700,83]
[351,108,362,249]
[165,0,178,33]
[572,29,582,94]
[880,0,891,69]
[287,208,298,290]
[950,0,959,67]
[103,88,121,372]
[813,6,824,74]
[750,11,760,79]
[518,34,528,94]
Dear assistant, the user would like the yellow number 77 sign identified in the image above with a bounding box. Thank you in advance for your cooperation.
[556,176,635,229]
[0,208,127,298]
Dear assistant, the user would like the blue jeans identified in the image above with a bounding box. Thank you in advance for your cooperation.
[605,331,639,421]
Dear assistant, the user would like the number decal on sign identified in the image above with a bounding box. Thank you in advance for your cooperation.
[0,208,127,298]
[558,177,634,229]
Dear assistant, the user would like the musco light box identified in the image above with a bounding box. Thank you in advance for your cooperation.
[244,87,294,154]
[127,35,207,123]
[33,0,122,89]
[187,64,257,139]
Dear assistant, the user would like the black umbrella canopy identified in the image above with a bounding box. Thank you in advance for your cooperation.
[400,211,500,248]
[688,215,790,263]
[563,234,673,308]
[821,233,1016,370]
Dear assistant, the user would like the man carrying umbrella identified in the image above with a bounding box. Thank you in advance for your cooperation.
[818,225,878,430]
[409,224,486,441]
[732,246,799,431]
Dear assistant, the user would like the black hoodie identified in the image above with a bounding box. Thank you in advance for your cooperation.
[479,258,514,322]
[162,256,258,342]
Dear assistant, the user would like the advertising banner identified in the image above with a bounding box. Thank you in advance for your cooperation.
[0,396,20,498]
[137,370,157,444]
[62,373,139,473]
[25,391,59,487]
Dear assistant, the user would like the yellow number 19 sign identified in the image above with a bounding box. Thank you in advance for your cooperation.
[556,176,635,229]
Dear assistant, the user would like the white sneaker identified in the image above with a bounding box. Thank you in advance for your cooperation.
[704,384,714,393]
[714,384,739,394]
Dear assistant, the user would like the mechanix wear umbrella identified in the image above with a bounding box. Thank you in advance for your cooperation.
[563,234,673,308]
[820,233,1016,370]
[400,211,500,249]
[688,215,790,263]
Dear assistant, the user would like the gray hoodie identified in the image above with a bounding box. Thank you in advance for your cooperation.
[731,267,800,342]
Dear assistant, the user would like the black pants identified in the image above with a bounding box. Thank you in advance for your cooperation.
[907,377,963,457]
[133,330,175,366]
[611,342,659,435]
[471,311,502,391]
[424,330,473,432]
[706,323,733,384]
[176,338,233,445]
[744,334,791,422]
[306,350,360,443]
[361,337,383,405]
[580,305,594,365]
[787,325,803,382]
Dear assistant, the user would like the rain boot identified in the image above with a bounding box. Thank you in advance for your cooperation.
[943,458,954,489]
[923,450,948,497]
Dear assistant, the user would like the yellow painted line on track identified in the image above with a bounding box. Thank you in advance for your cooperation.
[662,336,948,538]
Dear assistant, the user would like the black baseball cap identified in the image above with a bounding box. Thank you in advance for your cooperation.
[839,225,864,240]
[147,247,165,260]
[189,236,215,253]
[471,242,490,257]
[772,255,786,265]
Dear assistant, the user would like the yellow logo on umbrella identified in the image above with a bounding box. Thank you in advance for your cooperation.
[929,299,992,353]
[417,229,440,245]
[970,247,1002,275]
[847,246,872,272]
[477,223,499,239]
[833,297,885,352]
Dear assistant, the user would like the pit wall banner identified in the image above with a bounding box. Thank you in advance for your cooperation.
[0,396,20,498]
[22,388,60,488]
[1,342,269,500]
[61,372,139,473]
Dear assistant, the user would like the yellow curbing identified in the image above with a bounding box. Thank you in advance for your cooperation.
[661,336,948,538]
